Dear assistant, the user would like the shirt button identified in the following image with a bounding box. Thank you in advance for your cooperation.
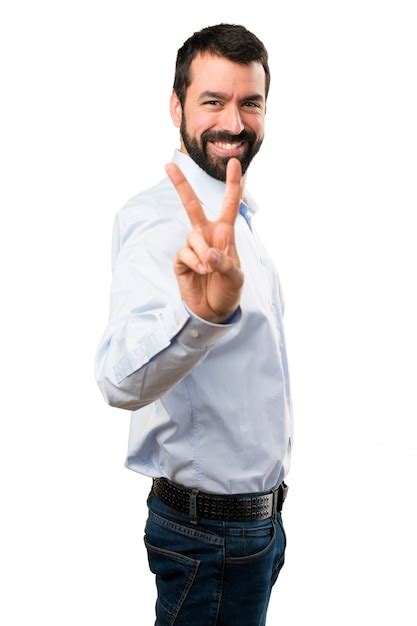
[190,329,199,338]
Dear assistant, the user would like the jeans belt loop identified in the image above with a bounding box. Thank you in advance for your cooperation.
[189,488,199,525]
[271,484,279,518]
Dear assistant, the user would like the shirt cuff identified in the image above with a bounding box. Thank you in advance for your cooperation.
[177,301,242,349]
[221,308,240,324]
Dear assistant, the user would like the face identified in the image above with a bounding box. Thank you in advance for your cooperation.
[171,52,266,182]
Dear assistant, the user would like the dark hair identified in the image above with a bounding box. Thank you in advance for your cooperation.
[173,23,270,109]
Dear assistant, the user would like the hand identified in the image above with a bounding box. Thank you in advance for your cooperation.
[165,157,244,324]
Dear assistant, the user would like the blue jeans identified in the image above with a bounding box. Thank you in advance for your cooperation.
[143,486,287,625]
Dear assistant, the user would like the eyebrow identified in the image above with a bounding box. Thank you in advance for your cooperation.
[198,90,264,104]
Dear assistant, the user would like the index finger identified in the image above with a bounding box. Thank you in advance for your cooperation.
[219,158,242,225]
[165,162,208,228]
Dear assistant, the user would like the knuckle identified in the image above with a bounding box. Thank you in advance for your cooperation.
[187,231,197,245]
[185,198,201,212]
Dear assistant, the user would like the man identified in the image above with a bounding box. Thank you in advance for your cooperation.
[95,23,294,625]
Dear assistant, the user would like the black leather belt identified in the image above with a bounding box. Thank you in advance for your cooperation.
[152,477,288,524]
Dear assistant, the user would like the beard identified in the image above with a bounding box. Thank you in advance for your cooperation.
[179,113,263,182]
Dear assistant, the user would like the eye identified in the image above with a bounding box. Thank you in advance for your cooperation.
[204,100,221,106]
[244,102,261,108]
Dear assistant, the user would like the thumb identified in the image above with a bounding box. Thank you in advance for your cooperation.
[208,249,222,265]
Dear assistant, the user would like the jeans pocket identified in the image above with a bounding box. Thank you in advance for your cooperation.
[224,519,276,565]
[146,509,224,546]
[270,551,285,588]
[276,511,287,551]
[143,536,200,625]
[270,514,287,586]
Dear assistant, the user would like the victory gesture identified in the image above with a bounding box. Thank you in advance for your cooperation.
[165,157,244,324]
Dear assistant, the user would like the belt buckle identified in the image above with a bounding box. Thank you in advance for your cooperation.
[272,481,288,515]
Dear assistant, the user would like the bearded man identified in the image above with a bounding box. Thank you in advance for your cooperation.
[95,22,294,626]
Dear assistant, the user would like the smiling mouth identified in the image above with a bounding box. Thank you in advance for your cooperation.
[207,141,247,157]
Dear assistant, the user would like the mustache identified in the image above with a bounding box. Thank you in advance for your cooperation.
[203,130,255,144]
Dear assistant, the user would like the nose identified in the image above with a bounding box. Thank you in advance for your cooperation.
[219,105,245,136]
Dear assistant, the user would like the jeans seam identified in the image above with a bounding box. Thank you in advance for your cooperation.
[144,537,201,623]
[275,513,287,555]
[170,559,200,625]
[213,525,225,626]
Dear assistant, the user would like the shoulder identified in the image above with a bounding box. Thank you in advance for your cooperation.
[111,177,189,269]
[116,177,188,242]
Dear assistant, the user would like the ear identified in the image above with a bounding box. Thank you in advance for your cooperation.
[170,90,182,128]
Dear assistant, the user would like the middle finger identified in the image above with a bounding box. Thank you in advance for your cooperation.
[219,158,242,226]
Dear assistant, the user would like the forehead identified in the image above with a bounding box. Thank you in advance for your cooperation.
[187,52,266,101]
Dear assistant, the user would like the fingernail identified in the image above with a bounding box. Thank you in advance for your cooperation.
[209,251,221,264]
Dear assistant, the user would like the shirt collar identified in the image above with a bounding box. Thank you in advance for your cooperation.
[171,149,260,221]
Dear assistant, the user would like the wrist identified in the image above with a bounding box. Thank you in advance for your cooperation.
[181,300,241,325]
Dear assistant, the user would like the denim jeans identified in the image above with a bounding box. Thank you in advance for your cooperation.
[143,485,287,626]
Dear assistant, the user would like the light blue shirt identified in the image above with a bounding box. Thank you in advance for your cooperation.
[95,148,294,494]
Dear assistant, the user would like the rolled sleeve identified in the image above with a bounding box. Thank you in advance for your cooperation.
[95,204,242,410]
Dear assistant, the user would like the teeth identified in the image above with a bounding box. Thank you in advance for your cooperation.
[213,141,243,150]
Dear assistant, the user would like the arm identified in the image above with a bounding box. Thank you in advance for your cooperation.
[94,211,242,411]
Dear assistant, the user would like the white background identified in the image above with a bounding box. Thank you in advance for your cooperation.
[1,1,416,624]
